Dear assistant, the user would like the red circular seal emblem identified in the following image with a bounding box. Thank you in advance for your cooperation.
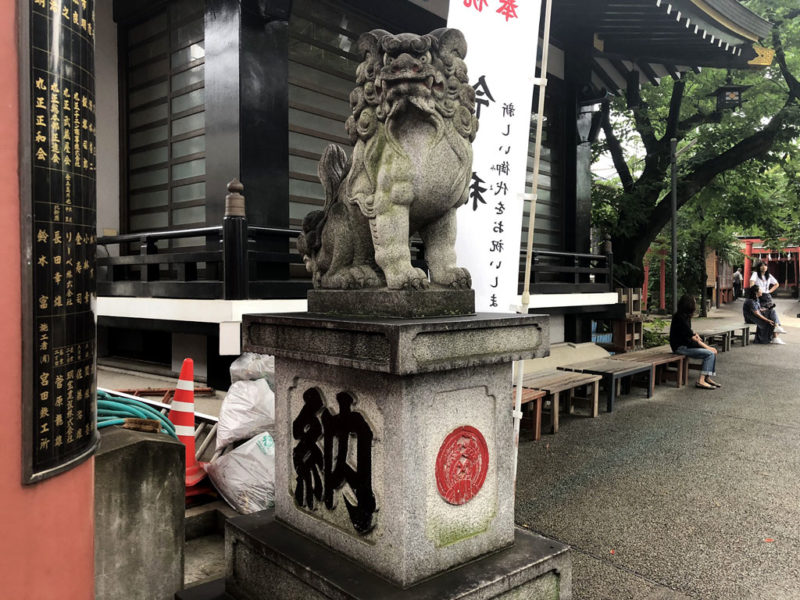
[435,426,489,505]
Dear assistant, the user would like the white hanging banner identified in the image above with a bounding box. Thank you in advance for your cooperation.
[449,0,541,312]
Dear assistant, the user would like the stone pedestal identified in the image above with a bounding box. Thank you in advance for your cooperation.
[225,510,571,600]
[231,311,567,598]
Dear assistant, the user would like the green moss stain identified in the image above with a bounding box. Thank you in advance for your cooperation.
[432,520,490,547]
[428,500,497,548]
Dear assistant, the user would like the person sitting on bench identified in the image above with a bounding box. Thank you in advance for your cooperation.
[750,262,786,333]
[743,284,784,345]
[669,294,721,390]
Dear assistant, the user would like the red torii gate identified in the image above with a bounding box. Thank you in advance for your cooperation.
[741,237,799,296]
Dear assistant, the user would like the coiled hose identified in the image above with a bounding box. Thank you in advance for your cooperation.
[97,390,178,439]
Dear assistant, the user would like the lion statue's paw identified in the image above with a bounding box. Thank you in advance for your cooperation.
[321,269,358,289]
[350,265,384,288]
[433,267,472,289]
[385,266,430,290]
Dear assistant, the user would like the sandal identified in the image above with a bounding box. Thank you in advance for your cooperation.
[695,382,715,389]
[706,380,722,388]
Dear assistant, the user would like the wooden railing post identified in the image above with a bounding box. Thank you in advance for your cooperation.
[573,255,580,285]
[223,179,249,300]
[140,235,159,282]
[606,252,614,291]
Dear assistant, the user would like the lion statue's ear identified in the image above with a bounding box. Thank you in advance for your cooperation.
[429,28,467,60]
[358,29,391,59]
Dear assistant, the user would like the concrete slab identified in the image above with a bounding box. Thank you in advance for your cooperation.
[185,534,226,585]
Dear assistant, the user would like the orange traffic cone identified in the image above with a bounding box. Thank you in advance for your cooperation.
[168,358,206,487]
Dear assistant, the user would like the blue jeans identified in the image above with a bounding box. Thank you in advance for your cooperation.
[675,346,716,376]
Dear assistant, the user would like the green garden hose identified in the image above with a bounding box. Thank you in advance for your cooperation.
[96,390,178,439]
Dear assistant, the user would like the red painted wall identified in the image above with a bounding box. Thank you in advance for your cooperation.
[0,2,94,597]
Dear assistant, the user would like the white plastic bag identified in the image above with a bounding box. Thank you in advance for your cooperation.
[216,379,275,451]
[229,352,275,389]
[206,431,275,514]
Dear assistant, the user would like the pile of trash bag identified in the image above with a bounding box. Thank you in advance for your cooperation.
[205,353,276,514]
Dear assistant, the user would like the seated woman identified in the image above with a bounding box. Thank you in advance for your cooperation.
[669,294,721,389]
[742,284,784,344]
[750,261,786,333]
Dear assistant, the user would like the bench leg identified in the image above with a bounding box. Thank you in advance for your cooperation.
[533,397,542,441]
[606,376,615,412]
[591,381,599,418]
[647,367,654,398]
[552,392,560,433]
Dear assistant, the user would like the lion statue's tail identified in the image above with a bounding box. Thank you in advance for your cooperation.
[296,144,350,278]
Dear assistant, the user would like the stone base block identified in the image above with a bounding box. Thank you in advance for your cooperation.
[95,428,185,600]
[307,288,475,318]
[225,510,571,600]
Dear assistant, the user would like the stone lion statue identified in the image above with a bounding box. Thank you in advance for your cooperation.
[296,28,478,290]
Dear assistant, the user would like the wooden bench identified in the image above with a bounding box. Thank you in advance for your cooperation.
[611,351,687,388]
[512,387,547,441]
[696,326,733,351]
[729,323,756,347]
[557,357,654,412]
[518,370,602,434]
[695,323,755,351]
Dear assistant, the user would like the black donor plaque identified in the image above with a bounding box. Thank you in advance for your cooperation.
[24,0,98,482]
[293,388,377,534]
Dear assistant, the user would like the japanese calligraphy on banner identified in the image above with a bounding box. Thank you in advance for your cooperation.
[23,0,98,483]
[449,0,541,312]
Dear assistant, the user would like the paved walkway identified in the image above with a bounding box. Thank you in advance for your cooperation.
[515,298,800,599]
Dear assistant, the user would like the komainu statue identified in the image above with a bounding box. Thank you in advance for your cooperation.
[297,28,478,291]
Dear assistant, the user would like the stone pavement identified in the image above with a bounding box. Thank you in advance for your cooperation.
[515,297,800,599]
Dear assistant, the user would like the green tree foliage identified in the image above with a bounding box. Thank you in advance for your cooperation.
[592,1,800,287]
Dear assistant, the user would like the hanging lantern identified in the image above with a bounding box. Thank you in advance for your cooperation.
[708,73,751,112]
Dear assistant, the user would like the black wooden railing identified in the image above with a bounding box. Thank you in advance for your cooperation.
[96,224,310,299]
[96,180,307,299]
[98,183,612,300]
[524,250,614,294]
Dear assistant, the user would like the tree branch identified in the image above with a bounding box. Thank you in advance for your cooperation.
[628,81,658,154]
[647,101,795,236]
[783,9,800,21]
[676,109,722,137]
[600,103,635,192]
[773,27,800,99]
[641,27,800,251]
[664,79,685,140]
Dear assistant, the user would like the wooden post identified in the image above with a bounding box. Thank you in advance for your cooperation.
[743,239,754,287]
[659,253,666,311]
[223,179,249,300]
[140,236,158,283]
